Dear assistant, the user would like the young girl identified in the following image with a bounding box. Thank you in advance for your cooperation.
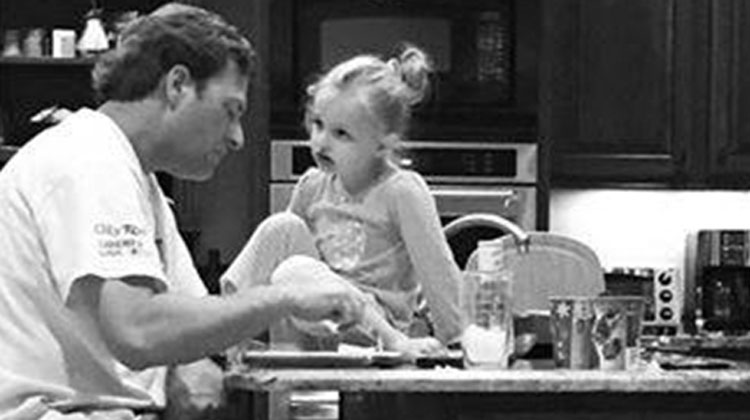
[223,45,463,358]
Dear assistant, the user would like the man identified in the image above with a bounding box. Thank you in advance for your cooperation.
[0,3,367,418]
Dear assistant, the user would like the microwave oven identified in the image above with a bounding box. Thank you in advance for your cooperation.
[269,0,540,140]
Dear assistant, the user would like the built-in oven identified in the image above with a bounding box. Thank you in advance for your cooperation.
[270,139,540,268]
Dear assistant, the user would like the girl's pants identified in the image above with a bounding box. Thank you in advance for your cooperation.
[220,212,341,356]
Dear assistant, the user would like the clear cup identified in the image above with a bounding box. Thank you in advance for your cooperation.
[618,296,646,369]
[460,270,514,369]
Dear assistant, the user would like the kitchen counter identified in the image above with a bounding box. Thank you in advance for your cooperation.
[223,364,750,420]
[225,365,750,393]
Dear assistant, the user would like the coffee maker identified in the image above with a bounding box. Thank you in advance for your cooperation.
[687,230,750,333]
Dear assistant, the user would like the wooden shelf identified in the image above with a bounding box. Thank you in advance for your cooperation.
[0,56,97,66]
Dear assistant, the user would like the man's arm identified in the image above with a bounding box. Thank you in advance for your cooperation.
[68,255,367,370]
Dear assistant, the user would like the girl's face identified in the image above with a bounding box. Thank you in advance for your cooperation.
[307,87,392,195]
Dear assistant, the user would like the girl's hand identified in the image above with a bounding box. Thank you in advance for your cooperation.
[390,336,447,359]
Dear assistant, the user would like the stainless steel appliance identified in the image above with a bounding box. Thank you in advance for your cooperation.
[269,139,540,268]
[687,230,750,333]
[604,267,684,336]
[269,0,540,140]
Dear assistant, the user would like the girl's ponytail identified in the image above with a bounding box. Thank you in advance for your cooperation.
[390,44,432,106]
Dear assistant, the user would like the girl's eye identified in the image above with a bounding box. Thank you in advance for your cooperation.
[333,128,350,139]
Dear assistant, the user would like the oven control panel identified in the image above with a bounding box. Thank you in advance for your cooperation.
[604,267,684,336]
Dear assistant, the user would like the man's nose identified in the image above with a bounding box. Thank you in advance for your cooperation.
[226,122,245,151]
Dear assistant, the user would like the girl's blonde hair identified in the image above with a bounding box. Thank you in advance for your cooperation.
[305,44,432,139]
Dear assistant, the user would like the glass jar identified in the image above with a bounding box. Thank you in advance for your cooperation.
[2,29,22,57]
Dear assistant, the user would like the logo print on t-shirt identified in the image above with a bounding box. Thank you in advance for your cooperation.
[316,217,365,272]
[94,223,147,257]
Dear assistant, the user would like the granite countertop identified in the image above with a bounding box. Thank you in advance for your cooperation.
[225,365,750,394]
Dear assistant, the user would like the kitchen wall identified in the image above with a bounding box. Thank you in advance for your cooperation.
[549,189,750,271]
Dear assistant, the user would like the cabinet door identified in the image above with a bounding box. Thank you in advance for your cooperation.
[542,0,707,186]
[707,0,750,186]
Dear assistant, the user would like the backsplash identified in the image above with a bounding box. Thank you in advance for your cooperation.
[549,189,750,270]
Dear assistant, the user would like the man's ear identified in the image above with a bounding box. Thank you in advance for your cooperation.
[164,64,193,108]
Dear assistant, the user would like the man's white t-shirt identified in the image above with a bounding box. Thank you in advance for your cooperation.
[0,108,207,415]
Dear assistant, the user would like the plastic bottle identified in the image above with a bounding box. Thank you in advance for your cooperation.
[78,8,109,55]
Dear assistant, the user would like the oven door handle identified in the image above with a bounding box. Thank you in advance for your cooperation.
[431,188,519,209]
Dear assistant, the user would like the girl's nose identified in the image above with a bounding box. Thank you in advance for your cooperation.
[310,129,329,151]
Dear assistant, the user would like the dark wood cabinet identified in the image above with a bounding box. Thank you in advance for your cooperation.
[0,0,162,160]
[0,57,96,150]
[540,0,736,188]
[544,0,750,189]
[0,0,270,268]
[541,0,712,187]
[707,0,750,187]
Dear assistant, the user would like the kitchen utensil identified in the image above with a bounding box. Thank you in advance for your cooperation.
[643,334,750,362]
[47,396,161,415]
[241,350,409,369]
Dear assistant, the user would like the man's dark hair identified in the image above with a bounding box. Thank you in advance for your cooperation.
[92,2,256,102]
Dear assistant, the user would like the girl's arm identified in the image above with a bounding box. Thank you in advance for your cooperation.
[287,167,323,216]
[391,172,465,344]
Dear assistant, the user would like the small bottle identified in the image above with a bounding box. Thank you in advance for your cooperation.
[78,8,109,55]
[2,30,22,57]
[23,28,46,57]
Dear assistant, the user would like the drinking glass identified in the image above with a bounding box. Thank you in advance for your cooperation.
[460,270,514,369]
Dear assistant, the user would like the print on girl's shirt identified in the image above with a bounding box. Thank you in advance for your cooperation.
[315,215,365,272]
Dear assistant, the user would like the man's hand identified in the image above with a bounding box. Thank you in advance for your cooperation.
[270,255,368,328]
